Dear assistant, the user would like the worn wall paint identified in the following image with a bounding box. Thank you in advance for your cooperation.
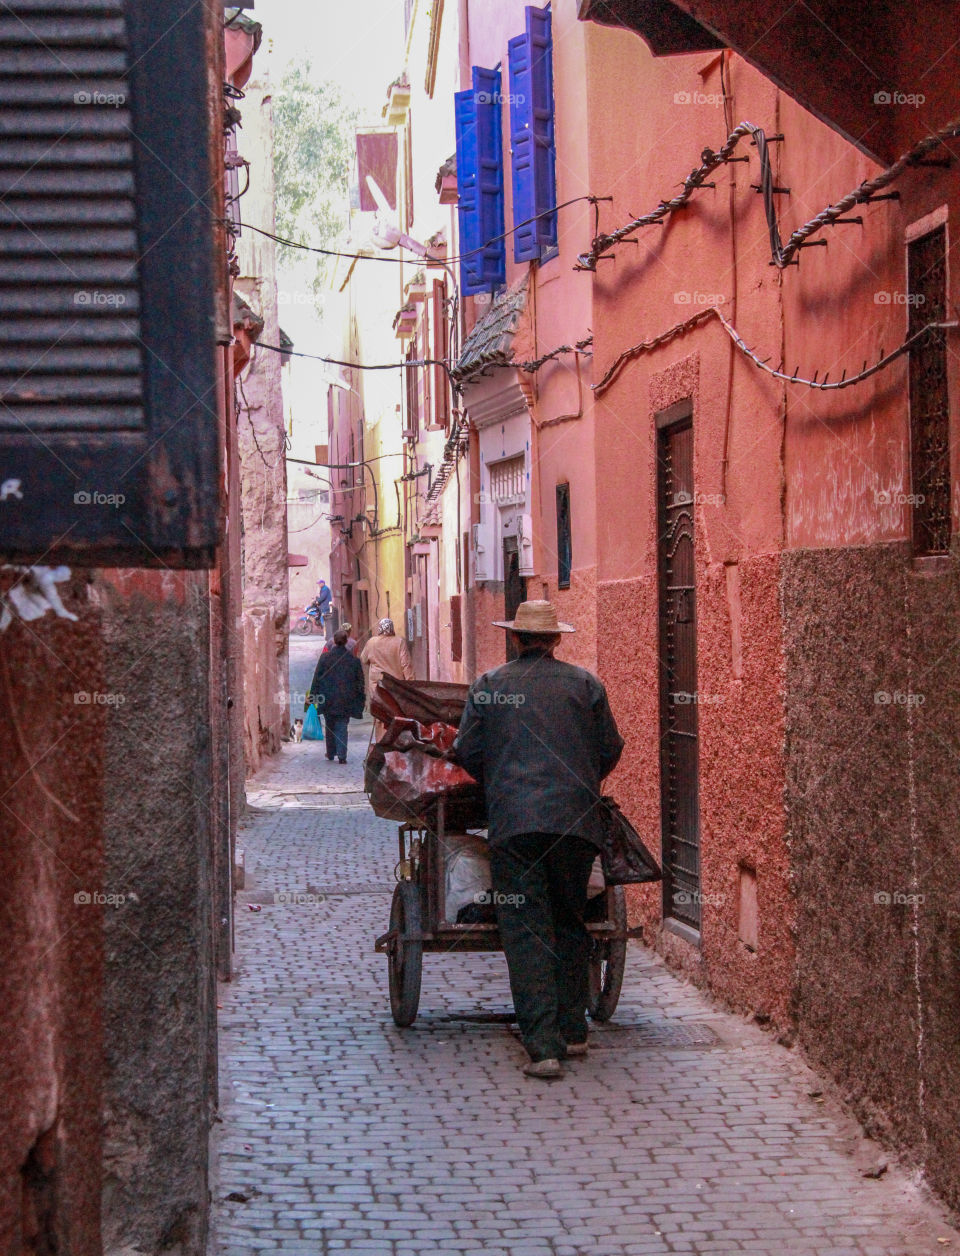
[0,575,104,1256]
[783,541,960,1212]
[235,73,289,775]
[94,570,219,1256]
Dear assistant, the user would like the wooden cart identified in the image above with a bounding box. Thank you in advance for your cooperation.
[373,790,635,1029]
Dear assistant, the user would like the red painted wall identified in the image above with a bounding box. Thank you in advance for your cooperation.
[585,29,792,1021]
[0,579,105,1254]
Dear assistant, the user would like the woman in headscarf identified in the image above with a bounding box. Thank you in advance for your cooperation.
[360,617,415,709]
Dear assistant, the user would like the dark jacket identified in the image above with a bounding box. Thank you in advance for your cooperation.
[308,645,365,720]
[452,650,624,847]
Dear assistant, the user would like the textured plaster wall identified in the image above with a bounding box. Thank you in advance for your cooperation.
[473,584,508,677]
[538,565,598,674]
[0,574,104,1255]
[94,570,219,1256]
[783,542,960,1211]
[236,74,289,777]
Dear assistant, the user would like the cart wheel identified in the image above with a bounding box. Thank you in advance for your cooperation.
[388,881,423,1027]
[588,885,627,1022]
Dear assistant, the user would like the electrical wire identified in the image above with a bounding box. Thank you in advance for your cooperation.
[257,341,451,376]
[237,195,606,268]
[592,306,955,398]
[577,114,960,272]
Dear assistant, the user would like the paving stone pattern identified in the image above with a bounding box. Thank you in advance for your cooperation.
[211,734,959,1255]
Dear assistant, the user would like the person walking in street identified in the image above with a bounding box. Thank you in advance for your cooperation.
[322,621,357,655]
[308,628,365,763]
[451,600,624,1080]
[360,617,414,707]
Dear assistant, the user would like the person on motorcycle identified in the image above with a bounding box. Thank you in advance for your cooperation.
[311,579,332,619]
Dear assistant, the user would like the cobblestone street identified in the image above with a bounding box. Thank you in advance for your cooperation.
[209,737,959,1256]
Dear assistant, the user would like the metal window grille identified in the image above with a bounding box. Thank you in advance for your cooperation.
[908,226,951,555]
[224,127,242,236]
[489,454,525,503]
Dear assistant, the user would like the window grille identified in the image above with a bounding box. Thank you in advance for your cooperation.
[489,455,525,503]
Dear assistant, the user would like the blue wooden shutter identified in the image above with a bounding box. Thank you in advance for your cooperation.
[454,84,481,293]
[508,6,557,263]
[454,67,505,295]
[0,1,220,567]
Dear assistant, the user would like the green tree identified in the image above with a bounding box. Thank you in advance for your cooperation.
[273,62,358,300]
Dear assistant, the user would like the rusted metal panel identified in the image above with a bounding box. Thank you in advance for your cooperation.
[0,0,220,567]
[657,413,701,931]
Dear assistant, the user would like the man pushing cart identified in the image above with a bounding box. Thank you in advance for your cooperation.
[368,600,655,1081]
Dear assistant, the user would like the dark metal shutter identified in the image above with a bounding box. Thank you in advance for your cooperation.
[450,591,462,662]
[0,1,220,567]
[657,411,702,931]
[555,481,571,588]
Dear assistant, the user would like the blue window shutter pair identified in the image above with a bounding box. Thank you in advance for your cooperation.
[454,67,506,295]
[509,6,557,263]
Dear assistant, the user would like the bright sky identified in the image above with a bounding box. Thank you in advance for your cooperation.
[253,0,406,480]
[256,0,404,121]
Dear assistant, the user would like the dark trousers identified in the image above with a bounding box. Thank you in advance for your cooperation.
[324,715,349,760]
[489,832,596,1062]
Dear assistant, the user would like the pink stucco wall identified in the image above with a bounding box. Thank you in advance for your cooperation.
[585,30,793,1024]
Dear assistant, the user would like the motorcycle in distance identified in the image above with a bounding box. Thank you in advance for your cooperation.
[293,600,331,637]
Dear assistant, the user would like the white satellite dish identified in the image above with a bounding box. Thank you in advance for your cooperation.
[365,175,429,258]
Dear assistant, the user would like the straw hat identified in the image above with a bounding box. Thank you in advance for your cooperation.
[493,599,575,633]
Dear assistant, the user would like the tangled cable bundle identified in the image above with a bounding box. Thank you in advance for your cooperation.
[577,115,960,272]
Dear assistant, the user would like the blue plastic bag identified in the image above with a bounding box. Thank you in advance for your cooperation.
[303,704,324,740]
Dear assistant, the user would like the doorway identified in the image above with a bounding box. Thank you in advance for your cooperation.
[656,406,701,931]
[502,535,527,661]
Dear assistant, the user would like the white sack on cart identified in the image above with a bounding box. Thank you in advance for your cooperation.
[443,833,491,921]
[588,856,606,899]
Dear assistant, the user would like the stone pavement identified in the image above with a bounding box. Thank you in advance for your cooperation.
[210,736,959,1255]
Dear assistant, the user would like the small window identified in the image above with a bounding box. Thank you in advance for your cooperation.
[431,279,451,433]
[907,225,951,555]
[556,482,572,589]
[450,593,463,661]
[404,345,419,439]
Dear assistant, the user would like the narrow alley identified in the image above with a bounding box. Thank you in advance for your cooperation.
[209,733,958,1256]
